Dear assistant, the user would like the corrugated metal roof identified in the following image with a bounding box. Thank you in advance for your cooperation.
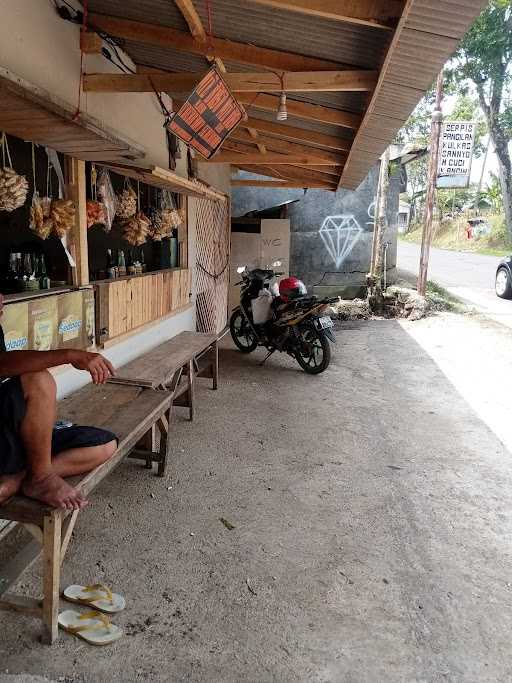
[87,0,487,188]
[340,0,488,189]
[193,0,389,69]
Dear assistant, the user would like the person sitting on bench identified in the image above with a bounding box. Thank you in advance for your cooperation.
[0,293,117,510]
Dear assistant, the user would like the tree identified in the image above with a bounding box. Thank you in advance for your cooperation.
[448,0,512,236]
[484,171,504,211]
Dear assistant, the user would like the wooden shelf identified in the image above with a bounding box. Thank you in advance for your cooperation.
[3,286,72,304]
[104,163,226,202]
[90,267,185,286]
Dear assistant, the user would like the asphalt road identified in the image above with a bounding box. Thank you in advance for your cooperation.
[397,240,512,327]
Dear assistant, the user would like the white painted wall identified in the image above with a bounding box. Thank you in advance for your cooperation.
[1,0,230,394]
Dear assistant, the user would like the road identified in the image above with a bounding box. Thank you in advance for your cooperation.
[397,240,512,327]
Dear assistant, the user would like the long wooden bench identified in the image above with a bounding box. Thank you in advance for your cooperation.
[0,383,173,644]
[109,331,219,424]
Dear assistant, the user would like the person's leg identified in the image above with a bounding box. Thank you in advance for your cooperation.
[19,371,87,510]
[51,440,117,477]
[0,471,25,505]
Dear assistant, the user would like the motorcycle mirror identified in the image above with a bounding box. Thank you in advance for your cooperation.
[236,266,246,274]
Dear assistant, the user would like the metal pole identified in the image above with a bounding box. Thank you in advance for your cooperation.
[418,71,444,296]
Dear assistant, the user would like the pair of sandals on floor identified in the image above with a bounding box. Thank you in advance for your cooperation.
[59,583,125,645]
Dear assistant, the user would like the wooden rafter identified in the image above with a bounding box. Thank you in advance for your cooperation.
[88,13,351,72]
[244,0,402,30]
[232,178,333,189]
[83,70,377,94]
[204,152,340,165]
[235,164,338,187]
[238,93,361,130]
[226,134,345,164]
[243,117,352,152]
[173,0,207,41]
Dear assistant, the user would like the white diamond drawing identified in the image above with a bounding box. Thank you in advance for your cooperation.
[319,215,363,269]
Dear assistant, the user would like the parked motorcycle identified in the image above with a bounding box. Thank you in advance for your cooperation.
[229,264,337,374]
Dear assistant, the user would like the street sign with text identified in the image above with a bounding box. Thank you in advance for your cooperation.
[437,120,475,189]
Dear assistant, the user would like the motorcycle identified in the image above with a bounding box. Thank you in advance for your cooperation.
[229,264,337,374]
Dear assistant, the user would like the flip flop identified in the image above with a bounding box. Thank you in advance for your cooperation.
[58,609,123,646]
[63,583,126,613]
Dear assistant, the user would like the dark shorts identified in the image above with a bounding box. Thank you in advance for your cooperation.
[0,377,117,476]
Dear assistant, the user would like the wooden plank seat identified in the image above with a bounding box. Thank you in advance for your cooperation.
[108,331,219,423]
[0,383,173,644]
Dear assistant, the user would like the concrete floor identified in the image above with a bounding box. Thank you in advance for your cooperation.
[2,321,512,682]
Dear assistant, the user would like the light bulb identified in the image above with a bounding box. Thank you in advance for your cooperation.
[277,92,287,121]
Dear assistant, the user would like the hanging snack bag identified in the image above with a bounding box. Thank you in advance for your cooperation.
[97,168,116,231]
[116,179,137,220]
[51,199,75,238]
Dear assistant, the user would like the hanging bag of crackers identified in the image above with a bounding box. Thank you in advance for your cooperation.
[116,177,137,220]
[0,132,29,212]
[122,181,150,246]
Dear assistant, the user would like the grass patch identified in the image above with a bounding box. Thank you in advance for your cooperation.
[425,281,466,313]
[400,214,511,257]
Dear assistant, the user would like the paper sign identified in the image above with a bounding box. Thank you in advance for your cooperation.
[167,68,245,159]
[1,301,29,351]
[437,121,475,189]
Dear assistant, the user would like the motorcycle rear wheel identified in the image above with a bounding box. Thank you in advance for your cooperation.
[230,309,258,353]
[295,324,331,374]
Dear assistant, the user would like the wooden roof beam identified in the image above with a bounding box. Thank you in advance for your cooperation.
[243,117,352,152]
[88,13,353,72]
[232,179,334,189]
[227,131,345,163]
[237,164,338,186]
[244,0,403,30]
[239,93,361,130]
[203,152,341,165]
[83,71,377,94]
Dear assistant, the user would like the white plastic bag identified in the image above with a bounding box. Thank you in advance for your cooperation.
[252,289,273,324]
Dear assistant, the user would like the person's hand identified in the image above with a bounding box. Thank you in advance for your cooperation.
[68,350,115,384]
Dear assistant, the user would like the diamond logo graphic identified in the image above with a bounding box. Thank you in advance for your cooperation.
[319,215,363,269]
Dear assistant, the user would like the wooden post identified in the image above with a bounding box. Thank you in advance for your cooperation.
[65,157,89,287]
[418,71,443,296]
[373,146,390,282]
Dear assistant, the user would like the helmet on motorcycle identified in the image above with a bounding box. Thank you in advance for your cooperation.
[279,276,307,302]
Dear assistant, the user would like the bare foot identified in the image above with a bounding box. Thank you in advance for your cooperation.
[22,472,88,510]
[0,471,25,505]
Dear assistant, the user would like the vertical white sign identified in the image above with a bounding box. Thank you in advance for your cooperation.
[437,120,475,188]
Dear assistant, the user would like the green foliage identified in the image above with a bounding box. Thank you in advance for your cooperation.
[446,95,487,156]
[484,172,504,210]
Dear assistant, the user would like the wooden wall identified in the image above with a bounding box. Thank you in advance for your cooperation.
[95,269,191,345]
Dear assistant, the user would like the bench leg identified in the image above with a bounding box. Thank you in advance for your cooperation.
[42,511,62,644]
[157,408,172,477]
[213,340,219,391]
[188,359,195,422]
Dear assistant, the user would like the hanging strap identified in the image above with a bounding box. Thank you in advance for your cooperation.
[2,133,13,168]
[31,143,37,196]
[91,163,97,200]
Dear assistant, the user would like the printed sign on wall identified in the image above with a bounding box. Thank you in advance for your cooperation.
[2,290,94,352]
[437,121,476,189]
[167,68,245,159]
[1,301,29,351]
[29,296,58,351]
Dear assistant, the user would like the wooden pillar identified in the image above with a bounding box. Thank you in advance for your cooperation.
[65,157,89,287]
[418,71,444,296]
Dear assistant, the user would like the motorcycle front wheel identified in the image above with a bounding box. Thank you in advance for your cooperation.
[294,324,331,374]
[230,309,258,353]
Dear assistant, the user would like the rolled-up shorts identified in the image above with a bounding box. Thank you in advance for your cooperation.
[0,377,117,476]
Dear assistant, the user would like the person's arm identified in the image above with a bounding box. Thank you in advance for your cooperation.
[0,349,115,384]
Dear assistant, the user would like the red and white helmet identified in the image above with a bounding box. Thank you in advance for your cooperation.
[279,276,307,302]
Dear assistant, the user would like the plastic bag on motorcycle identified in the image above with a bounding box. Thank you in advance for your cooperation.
[251,289,273,324]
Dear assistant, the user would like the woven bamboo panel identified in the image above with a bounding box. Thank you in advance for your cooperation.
[195,197,231,335]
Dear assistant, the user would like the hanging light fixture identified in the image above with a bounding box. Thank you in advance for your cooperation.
[277,91,287,121]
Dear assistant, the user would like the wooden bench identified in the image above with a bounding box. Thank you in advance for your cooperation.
[0,383,173,644]
[109,331,219,424]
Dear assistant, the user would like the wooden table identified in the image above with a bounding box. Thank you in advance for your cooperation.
[0,383,173,644]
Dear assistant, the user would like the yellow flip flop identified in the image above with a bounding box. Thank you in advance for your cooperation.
[63,583,126,613]
[58,609,123,646]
